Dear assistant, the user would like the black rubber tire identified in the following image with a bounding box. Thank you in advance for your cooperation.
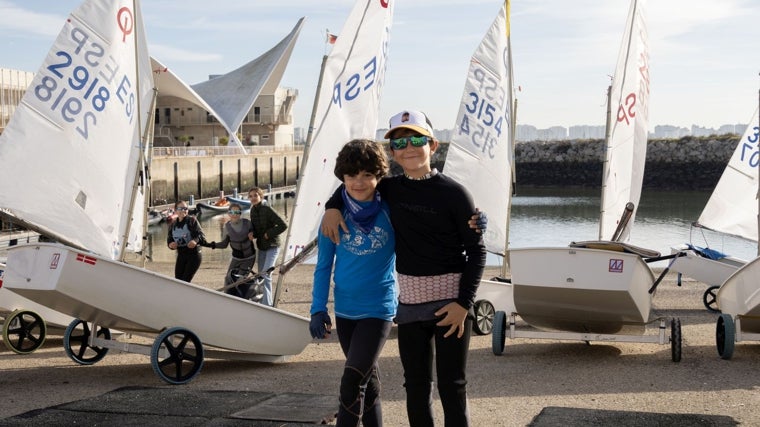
[671,318,682,362]
[2,309,47,354]
[63,319,111,365]
[472,300,495,336]
[492,311,507,356]
[151,327,204,385]
[716,313,735,360]
[702,286,721,313]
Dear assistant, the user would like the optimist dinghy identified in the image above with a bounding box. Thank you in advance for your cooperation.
[715,256,760,359]
[442,2,517,336]
[4,243,310,357]
[492,0,682,362]
[0,0,310,384]
[712,102,760,359]
[668,107,759,311]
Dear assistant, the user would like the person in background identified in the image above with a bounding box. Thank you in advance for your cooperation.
[167,200,205,283]
[310,139,396,427]
[205,203,256,299]
[248,186,288,305]
[321,110,486,427]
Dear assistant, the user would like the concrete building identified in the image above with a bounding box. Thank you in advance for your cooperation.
[0,66,298,150]
[0,68,35,134]
[154,85,297,150]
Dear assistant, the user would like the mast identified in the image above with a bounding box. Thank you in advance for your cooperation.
[138,90,158,268]
[502,0,515,277]
[598,83,613,240]
[271,53,328,308]
[119,0,151,262]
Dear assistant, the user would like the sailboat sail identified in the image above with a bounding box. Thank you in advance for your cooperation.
[599,0,650,241]
[282,0,394,261]
[0,0,154,259]
[443,1,515,256]
[696,107,760,242]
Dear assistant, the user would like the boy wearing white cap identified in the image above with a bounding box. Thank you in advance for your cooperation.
[322,110,486,427]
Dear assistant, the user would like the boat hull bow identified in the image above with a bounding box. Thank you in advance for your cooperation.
[3,243,311,357]
[508,246,655,334]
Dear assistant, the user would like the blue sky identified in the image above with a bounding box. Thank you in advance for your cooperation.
[0,0,758,132]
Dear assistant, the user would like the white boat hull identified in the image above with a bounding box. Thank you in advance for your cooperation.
[0,288,75,329]
[475,279,514,315]
[717,255,760,333]
[508,246,655,334]
[3,243,311,356]
[1,262,74,328]
[669,247,745,287]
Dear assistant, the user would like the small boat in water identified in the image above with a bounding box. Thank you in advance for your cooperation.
[226,196,252,209]
[195,201,230,216]
[147,209,164,226]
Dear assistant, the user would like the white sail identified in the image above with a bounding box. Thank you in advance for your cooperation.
[599,0,650,241]
[696,107,760,242]
[443,1,514,256]
[282,0,394,260]
[0,0,154,259]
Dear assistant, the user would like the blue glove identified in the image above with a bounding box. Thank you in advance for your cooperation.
[309,311,332,339]
[475,210,488,232]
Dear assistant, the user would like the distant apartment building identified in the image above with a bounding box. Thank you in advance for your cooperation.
[568,125,606,139]
[154,86,297,149]
[0,68,35,134]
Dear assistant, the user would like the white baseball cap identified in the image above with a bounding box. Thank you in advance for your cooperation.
[383,110,434,139]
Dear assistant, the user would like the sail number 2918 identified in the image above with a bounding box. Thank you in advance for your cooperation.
[31,24,137,141]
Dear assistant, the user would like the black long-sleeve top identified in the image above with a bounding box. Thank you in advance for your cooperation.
[326,173,486,310]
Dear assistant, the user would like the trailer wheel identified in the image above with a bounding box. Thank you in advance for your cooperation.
[670,318,682,362]
[492,311,507,356]
[63,319,111,365]
[3,309,46,354]
[702,286,720,313]
[472,300,495,335]
[716,313,735,360]
[151,327,204,385]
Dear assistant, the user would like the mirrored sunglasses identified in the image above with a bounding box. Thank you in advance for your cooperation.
[176,207,189,211]
[389,135,429,150]
[229,210,242,215]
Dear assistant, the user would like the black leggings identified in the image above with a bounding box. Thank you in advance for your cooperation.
[174,249,201,282]
[335,317,392,427]
[398,317,472,427]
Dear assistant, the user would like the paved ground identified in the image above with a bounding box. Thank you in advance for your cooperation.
[1,260,758,426]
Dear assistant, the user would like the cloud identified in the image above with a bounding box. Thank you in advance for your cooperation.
[0,0,63,37]
[149,43,223,63]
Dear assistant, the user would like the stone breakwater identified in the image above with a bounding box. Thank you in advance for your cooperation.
[426,135,739,190]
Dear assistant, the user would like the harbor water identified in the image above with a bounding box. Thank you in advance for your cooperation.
[146,188,758,268]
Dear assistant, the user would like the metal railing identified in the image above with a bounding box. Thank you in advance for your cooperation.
[151,145,300,158]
